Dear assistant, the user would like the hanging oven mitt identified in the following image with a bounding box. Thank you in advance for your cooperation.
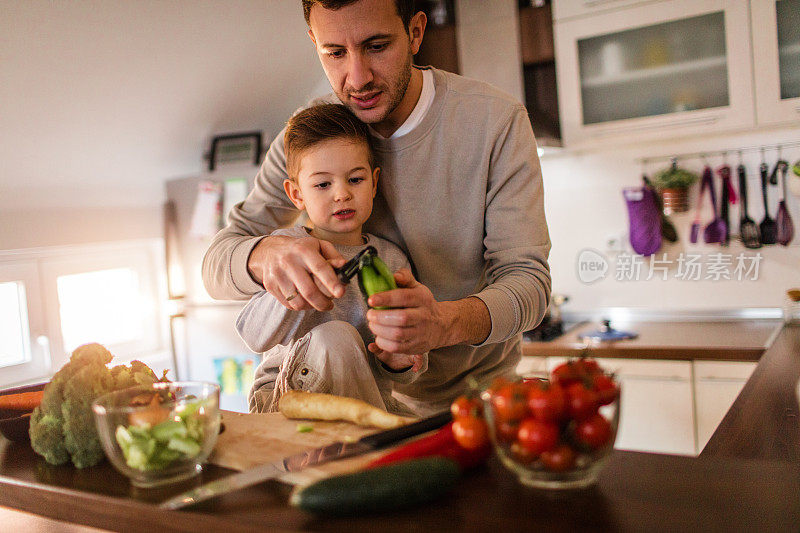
[623,186,662,256]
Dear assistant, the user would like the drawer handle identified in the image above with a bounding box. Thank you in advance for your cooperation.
[583,0,621,5]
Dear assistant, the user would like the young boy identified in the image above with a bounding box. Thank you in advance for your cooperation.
[237,103,426,415]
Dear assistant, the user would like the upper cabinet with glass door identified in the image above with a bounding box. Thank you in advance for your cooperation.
[751,0,800,125]
[553,0,660,22]
[554,0,754,147]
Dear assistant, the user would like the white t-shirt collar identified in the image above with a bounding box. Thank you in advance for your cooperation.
[370,68,435,139]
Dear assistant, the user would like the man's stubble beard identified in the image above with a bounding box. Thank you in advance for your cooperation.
[338,52,413,125]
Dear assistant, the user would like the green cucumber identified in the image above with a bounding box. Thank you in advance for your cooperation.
[290,457,460,516]
[357,253,397,310]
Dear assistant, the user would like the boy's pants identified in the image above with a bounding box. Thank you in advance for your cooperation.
[248,321,411,415]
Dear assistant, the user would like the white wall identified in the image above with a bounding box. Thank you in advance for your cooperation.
[541,127,800,312]
[1,0,327,248]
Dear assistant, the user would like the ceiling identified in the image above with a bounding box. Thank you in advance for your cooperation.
[0,1,329,210]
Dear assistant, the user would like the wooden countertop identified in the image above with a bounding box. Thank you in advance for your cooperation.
[522,320,783,361]
[1,324,799,531]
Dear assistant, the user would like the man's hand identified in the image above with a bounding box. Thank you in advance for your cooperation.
[365,269,491,355]
[247,235,346,311]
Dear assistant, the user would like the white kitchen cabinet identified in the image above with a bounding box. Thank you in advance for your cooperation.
[693,360,757,452]
[546,357,697,455]
[751,0,800,126]
[554,0,755,147]
[515,355,548,377]
[553,0,662,22]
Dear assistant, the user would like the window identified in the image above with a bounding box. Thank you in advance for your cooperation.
[56,268,146,353]
[0,281,30,368]
[0,240,167,388]
[0,260,49,385]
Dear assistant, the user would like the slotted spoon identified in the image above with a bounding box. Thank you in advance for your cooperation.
[737,164,761,248]
[759,162,778,245]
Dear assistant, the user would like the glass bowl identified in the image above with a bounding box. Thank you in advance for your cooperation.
[92,381,221,488]
[482,374,620,490]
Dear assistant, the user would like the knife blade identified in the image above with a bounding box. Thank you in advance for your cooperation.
[159,410,451,510]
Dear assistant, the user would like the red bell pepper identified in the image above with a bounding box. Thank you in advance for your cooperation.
[366,422,491,471]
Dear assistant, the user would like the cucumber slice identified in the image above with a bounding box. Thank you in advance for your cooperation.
[290,457,460,515]
[151,420,187,442]
[167,436,201,457]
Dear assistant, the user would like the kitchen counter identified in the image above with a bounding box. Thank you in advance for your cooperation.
[1,324,799,531]
[522,320,783,361]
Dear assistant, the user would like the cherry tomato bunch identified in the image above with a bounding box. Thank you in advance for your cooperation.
[449,396,490,451]
[485,359,619,473]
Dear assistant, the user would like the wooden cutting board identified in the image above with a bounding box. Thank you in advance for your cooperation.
[208,411,392,485]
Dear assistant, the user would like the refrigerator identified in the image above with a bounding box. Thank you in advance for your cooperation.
[164,162,260,412]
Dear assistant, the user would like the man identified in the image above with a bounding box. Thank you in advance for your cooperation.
[203,0,551,415]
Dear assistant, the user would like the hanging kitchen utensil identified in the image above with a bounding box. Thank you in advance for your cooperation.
[769,146,787,185]
[737,163,761,249]
[703,166,726,244]
[690,166,711,244]
[717,164,736,247]
[759,161,778,245]
[775,160,795,246]
[623,186,662,256]
[643,175,678,243]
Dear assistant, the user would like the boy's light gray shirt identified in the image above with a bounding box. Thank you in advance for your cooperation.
[204,67,552,415]
[236,226,421,385]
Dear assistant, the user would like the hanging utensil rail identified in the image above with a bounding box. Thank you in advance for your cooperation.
[636,141,800,166]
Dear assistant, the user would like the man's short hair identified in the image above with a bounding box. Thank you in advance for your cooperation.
[302,0,416,31]
[284,103,377,180]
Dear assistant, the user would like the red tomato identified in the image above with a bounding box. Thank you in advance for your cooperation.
[452,416,489,451]
[486,376,510,397]
[516,418,559,456]
[510,441,537,464]
[576,358,601,376]
[526,382,566,422]
[451,396,482,419]
[540,444,577,472]
[491,383,528,422]
[495,420,520,443]
[551,362,580,386]
[565,382,599,420]
[592,374,620,406]
[575,413,612,449]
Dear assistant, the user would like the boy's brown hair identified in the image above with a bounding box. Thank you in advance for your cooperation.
[284,103,376,180]
[301,0,416,31]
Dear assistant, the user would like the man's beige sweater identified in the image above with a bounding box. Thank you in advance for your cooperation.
[202,67,551,415]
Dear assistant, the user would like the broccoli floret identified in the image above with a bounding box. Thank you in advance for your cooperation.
[28,343,167,469]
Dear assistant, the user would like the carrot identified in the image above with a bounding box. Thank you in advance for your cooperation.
[0,390,44,411]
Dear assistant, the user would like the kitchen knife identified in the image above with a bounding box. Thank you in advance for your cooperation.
[159,410,451,510]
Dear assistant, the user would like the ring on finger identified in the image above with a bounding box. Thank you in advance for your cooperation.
[285,291,298,302]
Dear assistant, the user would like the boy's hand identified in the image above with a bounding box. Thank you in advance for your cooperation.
[247,235,346,311]
[370,348,425,373]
